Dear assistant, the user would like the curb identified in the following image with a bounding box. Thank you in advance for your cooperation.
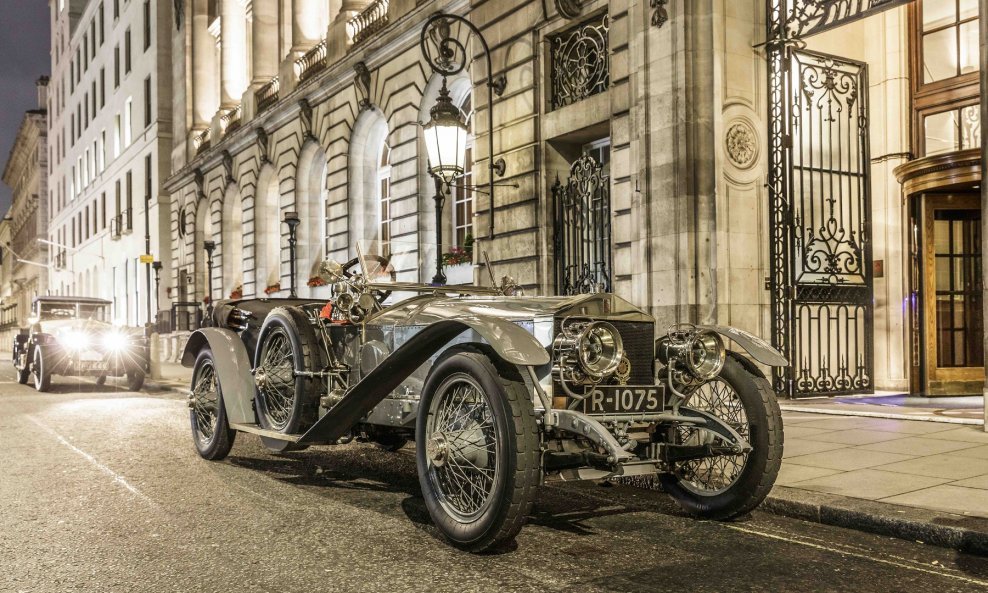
[763,485,988,555]
[780,404,984,426]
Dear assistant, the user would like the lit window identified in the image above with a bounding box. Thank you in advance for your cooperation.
[920,0,980,84]
[452,94,474,249]
[923,104,982,155]
[378,143,392,245]
[124,97,133,147]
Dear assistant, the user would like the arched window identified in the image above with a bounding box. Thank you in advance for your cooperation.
[221,184,243,298]
[254,166,282,294]
[348,108,389,248]
[378,142,392,246]
[296,142,328,296]
[452,93,474,249]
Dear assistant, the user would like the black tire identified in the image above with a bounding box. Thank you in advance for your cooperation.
[416,351,539,553]
[33,349,51,392]
[253,307,323,452]
[127,369,145,391]
[16,359,30,384]
[95,375,107,386]
[189,348,236,460]
[659,356,783,520]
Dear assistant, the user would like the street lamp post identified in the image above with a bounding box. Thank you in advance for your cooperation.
[431,175,447,285]
[203,240,216,301]
[284,211,301,298]
[152,260,162,328]
[420,11,508,256]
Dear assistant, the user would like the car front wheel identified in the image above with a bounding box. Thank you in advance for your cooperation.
[33,349,51,392]
[416,351,539,553]
[659,356,783,520]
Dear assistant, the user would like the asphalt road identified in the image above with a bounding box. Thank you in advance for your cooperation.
[2,367,988,593]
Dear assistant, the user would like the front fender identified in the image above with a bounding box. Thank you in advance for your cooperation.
[398,305,550,367]
[181,328,255,425]
[699,325,789,367]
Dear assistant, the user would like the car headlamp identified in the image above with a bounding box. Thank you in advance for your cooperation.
[554,319,625,383]
[656,328,726,381]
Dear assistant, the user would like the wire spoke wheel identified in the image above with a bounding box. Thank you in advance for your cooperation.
[674,378,750,495]
[425,373,501,522]
[191,360,219,446]
[256,328,296,431]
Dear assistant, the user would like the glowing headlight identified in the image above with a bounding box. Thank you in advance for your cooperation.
[61,330,92,350]
[656,329,726,381]
[102,331,130,351]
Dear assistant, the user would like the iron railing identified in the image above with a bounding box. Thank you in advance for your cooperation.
[294,40,327,82]
[255,76,279,113]
[109,208,133,239]
[347,0,390,46]
[193,127,211,155]
[548,13,609,111]
[220,105,242,134]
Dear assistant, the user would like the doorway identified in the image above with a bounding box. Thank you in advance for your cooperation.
[916,193,984,394]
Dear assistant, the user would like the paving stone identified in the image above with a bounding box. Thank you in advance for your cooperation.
[802,428,911,446]
[784,468,951,500]
[774,463,844,487]
[933,427,988,444]
[784,448,915,472]
[855,418,961,435]
[949,445,988,460]
[951,474,988,490]
[780,426,839,439]
[857,436,983,456]
[881,484,988,519]
[792,417,880,431]
[875,453,988,480]
[781,439,849,459]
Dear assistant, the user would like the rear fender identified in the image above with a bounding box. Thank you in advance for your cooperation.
[181,328,256,425]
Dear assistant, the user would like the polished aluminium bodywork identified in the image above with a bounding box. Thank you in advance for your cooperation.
[183,282,785,480]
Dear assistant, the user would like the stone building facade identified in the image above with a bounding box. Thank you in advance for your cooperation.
[47,0,174,327]
[1,78,50,344]
[164,0,986,398]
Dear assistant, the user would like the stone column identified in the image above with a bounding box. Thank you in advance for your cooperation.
[292,0,324,51]
[220,0,248,107]
[251,0,279,84]
[980,0,987,431]
[327,0,367,59]
[191,0,218,127]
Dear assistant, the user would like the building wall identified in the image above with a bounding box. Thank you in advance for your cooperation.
[47,0,173,327]
[1,79,50,344]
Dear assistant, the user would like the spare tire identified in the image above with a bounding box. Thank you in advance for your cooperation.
[253,307,324,447]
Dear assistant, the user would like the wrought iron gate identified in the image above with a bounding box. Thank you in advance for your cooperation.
[766,0,913,397]
[553,154,612,294]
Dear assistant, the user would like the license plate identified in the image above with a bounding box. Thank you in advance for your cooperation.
[581,385,667,415]
[80,360,108,371]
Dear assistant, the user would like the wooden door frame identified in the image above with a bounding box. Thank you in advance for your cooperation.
[921,193,984,394]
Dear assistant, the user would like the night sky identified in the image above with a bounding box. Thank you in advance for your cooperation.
[0,1,51,215]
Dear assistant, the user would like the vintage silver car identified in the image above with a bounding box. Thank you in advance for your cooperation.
[182,243,785,552]
[12,296,148,392]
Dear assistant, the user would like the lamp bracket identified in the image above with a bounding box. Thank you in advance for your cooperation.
[492,157,506,177]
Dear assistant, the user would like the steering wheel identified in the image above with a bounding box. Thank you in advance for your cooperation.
[341,254,397,305]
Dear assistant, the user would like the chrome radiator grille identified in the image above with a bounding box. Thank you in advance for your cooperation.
[553,319,655,386]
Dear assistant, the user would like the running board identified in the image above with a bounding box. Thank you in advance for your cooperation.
[229,423,302,443]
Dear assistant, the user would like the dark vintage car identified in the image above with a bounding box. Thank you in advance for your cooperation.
[12,296,148,392]
[182,242,786,552]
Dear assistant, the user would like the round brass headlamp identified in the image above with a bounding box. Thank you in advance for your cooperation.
[575,321,624,380]
[686,330,726,381]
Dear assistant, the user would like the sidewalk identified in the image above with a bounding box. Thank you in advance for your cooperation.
[145,361,193,394]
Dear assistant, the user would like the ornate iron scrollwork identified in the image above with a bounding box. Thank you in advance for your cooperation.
[555,0,582,20]
[548,14,609,111]
[784,0,910,38]
[553,154,612,295]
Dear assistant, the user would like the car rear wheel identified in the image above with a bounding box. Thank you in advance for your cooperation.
[127,370,145,391]
[16,358,30,384]
[33,349,51,392]
[416,351,539,553]
[189,348,236,460]
[253,308,323,452]
[659,356,783,520]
